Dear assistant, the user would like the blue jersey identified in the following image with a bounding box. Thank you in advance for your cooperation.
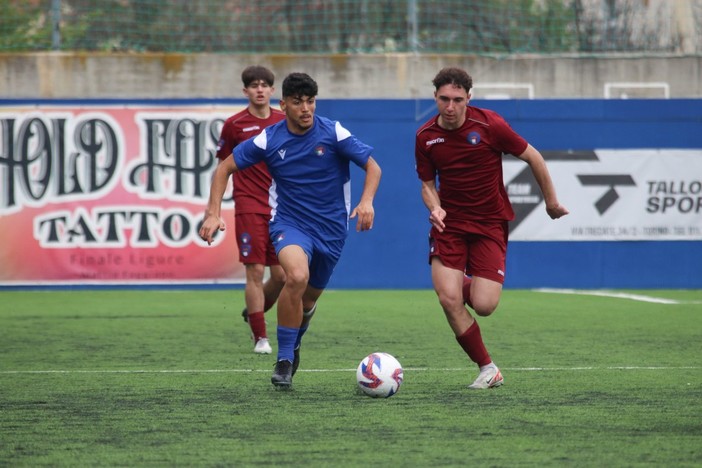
[233,115,373,241]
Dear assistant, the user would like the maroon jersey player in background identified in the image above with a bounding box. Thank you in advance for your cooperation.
[215,65,286,354]
[415,67,569,389]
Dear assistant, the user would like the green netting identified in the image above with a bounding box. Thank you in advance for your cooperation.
[1,0,700,54]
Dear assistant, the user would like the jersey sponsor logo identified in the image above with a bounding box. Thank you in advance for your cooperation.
[242,125,261,132]
[467,132,481,145]
[426,137,445,147]
[278,149,287,160]
[314,145,326,157]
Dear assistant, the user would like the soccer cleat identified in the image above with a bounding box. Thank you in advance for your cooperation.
[253,338,272,354]
[468,364,504,389]
[241,308,248,323]
[292,345,301,376]
[271,359,293,387]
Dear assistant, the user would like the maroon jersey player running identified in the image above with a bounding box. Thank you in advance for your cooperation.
[215,66,286,354]
[415,67,569,389]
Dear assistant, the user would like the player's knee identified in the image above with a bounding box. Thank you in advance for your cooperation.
[435,289,462,312]
[283,267,309,291]
[471,297,499,317]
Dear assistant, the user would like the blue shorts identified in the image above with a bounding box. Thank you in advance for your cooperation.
[270,223,345,289]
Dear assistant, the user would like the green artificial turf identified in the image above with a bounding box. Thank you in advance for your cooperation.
[1,289,700,466]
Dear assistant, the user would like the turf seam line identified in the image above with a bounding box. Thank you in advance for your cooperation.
[1,366,699,375]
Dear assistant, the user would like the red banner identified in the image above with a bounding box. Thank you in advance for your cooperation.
[0,104,247,284]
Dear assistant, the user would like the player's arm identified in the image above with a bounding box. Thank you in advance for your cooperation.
[199,155,239,245]
[350,156,382,232]
[515,144,569,220]
[421,179,446,232]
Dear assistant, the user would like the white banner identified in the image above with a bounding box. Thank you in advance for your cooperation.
[505,149,702,241]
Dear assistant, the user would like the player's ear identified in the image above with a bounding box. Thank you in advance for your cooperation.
[279,99,285,112]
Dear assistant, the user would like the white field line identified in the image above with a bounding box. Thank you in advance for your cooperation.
[533,288,702,304]
[0,366,699,375]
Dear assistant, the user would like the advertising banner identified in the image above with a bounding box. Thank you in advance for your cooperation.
[505,149,702,241]
[0,104,246,284]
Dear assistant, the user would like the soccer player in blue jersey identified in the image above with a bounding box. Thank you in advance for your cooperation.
[200,72,382,388]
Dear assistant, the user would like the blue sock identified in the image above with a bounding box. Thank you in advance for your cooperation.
[294,325,309,349]
[277,325,298,362]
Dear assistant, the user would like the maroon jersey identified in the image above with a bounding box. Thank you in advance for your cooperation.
[216,108,285,214]
[415,106,528,222]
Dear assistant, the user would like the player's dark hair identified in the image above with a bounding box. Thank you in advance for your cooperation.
[432,67,473,92]
[241,66,275,87]
[282,72,318,99]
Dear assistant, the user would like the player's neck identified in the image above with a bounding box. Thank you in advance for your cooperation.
[248,104,271,119]
[437,115,466,130]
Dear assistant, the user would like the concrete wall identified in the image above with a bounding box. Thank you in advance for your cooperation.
[1,52,701,99]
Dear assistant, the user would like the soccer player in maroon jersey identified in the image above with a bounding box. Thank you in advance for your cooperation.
[415,67,569,389]
[215,66,286,354]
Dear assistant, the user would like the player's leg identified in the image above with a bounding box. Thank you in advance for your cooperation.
[262,264,286,313]
[431,258,474,335]
[462,228,507,389]
[269,225,313,387]
[290,237,343,377]
[261,223,286,313]
[236,213,274,353]
[244,263,272,354]
[291,285,323,376]
[430,227,502,389]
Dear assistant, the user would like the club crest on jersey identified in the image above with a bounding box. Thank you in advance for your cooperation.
[467,132,481,145]
[314,145,326,157]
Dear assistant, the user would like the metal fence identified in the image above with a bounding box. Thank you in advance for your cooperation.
[2,0,701,54]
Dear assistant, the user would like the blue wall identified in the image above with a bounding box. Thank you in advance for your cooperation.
[2,98,699,289]
[316,99,702,289]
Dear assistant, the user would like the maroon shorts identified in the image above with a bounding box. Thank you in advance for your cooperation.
[428,219,508,284]
[235,213,279,266]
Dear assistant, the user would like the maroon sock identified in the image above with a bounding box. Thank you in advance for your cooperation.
[248,311,267,341]
[456,320,491,367]
[462,276,473,309]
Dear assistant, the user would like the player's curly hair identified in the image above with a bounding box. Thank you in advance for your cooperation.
[432,67,473,92]
[241,66,275,87]
[282,72,318,99]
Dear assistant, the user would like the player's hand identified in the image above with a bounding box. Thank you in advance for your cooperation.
[546,203,569,220]
[199,215,226,245]
[429,208,446,232]
[350,202,375,232]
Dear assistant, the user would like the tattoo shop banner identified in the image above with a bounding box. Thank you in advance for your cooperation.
[505,149,702,241]
[0,104,247,284]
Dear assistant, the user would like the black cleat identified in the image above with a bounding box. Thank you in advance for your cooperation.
[241,308,248,323]
[292,346,301,376]
[271,359,293,387]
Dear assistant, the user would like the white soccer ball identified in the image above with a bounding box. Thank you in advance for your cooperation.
[356,352,404,398]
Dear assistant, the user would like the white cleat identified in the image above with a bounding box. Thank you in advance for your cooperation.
[253,338,272,354]
[468,364,504,389]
